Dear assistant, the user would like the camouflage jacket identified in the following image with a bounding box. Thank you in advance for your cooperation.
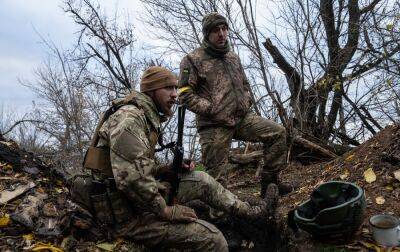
[96,91,167,215]
[179,47,252,127]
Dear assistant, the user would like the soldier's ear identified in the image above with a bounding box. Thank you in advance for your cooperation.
[144,91,155,99]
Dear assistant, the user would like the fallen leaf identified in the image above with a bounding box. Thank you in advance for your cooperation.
[36,187,46,194]
[0,214,10,227]
[0,163,13,170]
[340,169,350,180]
[364,167,376,183]
[31,242,63,252]
[23,233,34,241]
[96,242,117,251]
[361,228,370,234]
[359,241,382,251]
[345,154,355,162]
[386,185,394,191]
[55,188,63,194]
[394,170,400,181]
[375,196,385,205]
[0,182,36,204]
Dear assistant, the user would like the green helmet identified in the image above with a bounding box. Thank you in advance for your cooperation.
[293,181,366,239]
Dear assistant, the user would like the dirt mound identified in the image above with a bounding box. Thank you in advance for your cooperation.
[0,138,146,251]
[279,123,400,250]
[0,139,75,250]
[1,124,399,251]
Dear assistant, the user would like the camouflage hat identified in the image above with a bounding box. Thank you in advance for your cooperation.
[140,66,178,92]
[202,12,228,38]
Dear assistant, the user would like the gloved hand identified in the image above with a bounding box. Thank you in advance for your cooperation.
[182,159,195,173]
[160,205,198,223]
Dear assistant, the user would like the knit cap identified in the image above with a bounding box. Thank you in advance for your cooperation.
[202,12,228,38]
[140,66,177,92]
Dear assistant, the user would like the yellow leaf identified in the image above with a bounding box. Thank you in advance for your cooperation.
[23,233,34,241]
[375,196,385,205]
[340,169,350,180]
[96,242,117,251]
[333,81,341,91]
[394,170,400,181]
[55,188,63,193]
[360,241,382,251]
[345,154,355,162]
[364,167,376,183]
[387,23,394,30]
[0,215,10,227]
[386,185,394,191]
[55,180,63,186]
[32,242,63,252]
[0,163,13,170]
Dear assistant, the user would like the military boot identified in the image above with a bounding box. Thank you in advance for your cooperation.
[232,183,279,221]
[261,169,294,197]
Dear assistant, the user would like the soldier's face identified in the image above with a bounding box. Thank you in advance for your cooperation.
[152,86,177,116]
[208,24,228,48]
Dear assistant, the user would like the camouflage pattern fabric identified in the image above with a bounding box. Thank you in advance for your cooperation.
[179,45,287,178]
[113,171,253,251]
[115,213,227,251]
[179,47,252,127]
[198,112,287,179]
[93,90,266,251]
[97,91,166,215]
[202,12,228,37]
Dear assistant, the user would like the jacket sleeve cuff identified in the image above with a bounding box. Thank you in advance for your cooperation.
[151,194,167,215]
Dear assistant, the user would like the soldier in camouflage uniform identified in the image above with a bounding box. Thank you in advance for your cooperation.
[179,12,293,196]
[77,66,278,251]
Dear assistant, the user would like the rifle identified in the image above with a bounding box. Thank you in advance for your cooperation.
[168,104,186,205]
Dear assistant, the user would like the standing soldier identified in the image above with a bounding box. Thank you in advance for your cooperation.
[73,66,278,251]
[179,12,293,196]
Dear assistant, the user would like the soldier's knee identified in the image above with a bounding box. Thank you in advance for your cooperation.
[189,170,212,183]
[211,230,228,252]
[193,220,228,251]
[194,171,221,187]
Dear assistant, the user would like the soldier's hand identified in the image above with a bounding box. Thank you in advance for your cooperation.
[182,159,195,172]
[160,205,197,223]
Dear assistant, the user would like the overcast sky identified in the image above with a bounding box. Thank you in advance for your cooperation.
[0,0,147,114]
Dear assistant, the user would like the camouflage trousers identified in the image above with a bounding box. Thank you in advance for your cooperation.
[198,112,287,179]
[115,171,251,251]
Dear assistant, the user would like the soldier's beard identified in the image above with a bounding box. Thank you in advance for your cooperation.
[155,99,173,117]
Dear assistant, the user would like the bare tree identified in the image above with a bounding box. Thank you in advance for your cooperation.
[263,0,400,142]
[20,0,143,176]
[141,0,400,147]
